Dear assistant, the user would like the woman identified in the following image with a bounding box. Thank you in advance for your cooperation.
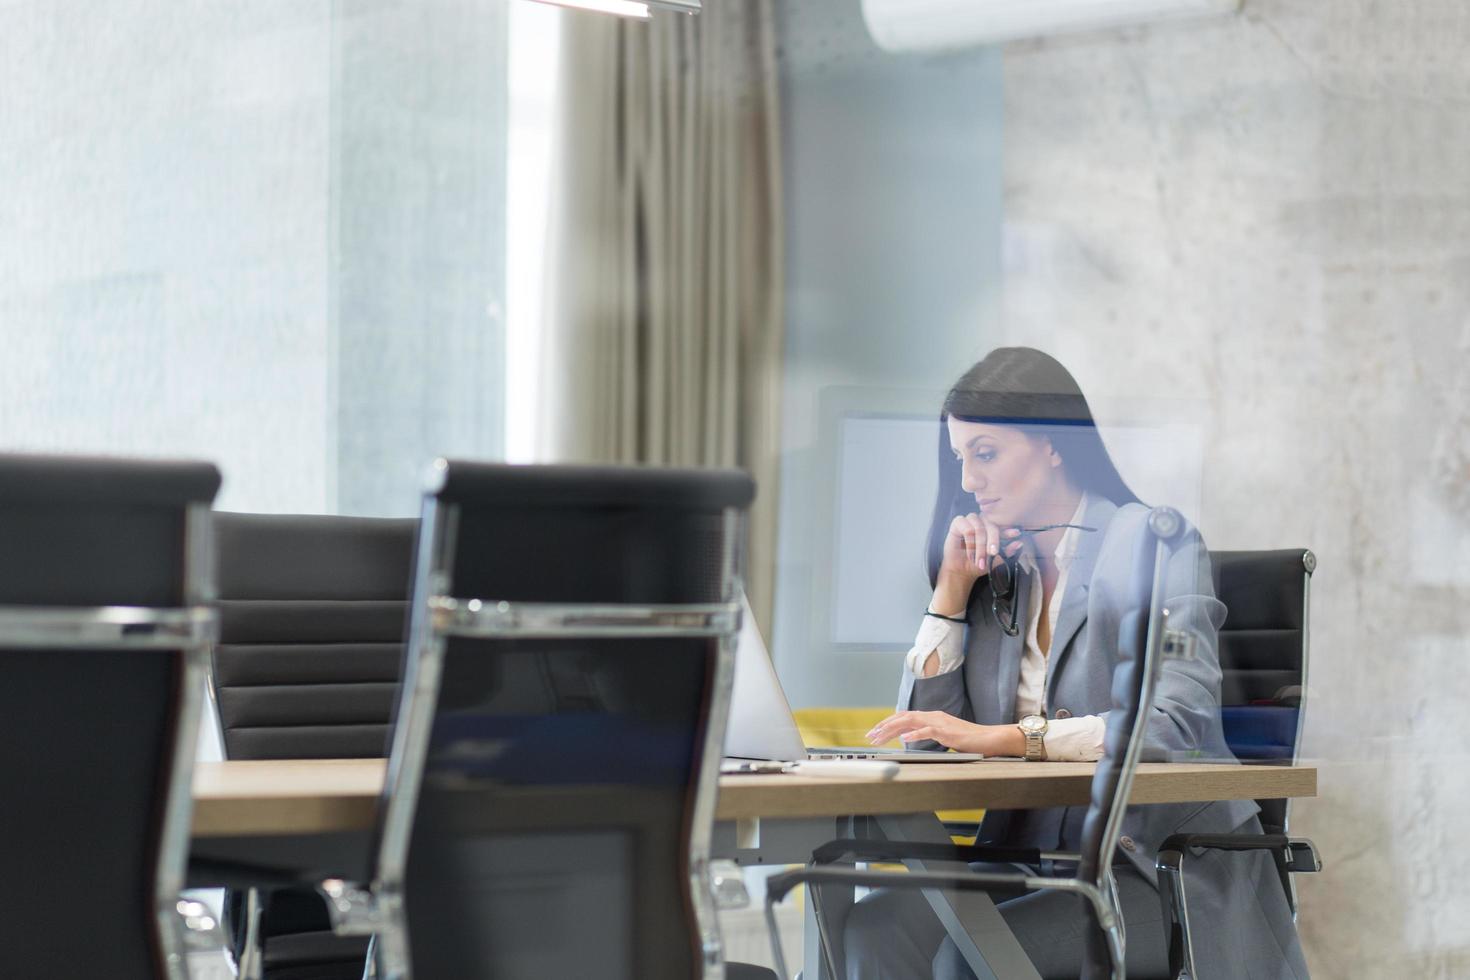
[844,348,1308,979]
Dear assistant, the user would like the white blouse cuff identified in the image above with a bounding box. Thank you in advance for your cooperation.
[1042,714,1107,762]
[903,615,965,677]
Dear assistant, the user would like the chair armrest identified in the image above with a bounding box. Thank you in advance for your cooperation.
[318,878,386,936]
[810,838,1068,868]
[177,898,229,953]
[1155,833,1321,978]
[764,864,1037,980]
[1159,833,1321,873]
[768,864,1049,905]
[762,864,1115,980]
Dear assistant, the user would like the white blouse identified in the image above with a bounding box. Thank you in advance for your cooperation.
[904,496,1107,762]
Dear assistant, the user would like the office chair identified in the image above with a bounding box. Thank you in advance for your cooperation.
[1155,549,1322,979]
[319,461,771,979]
[0,453,220,980]
[762,507,1194,980]
[209,513,417,980]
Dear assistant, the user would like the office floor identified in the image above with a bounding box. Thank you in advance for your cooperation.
[182,904,805,980]
[722,902,804,979]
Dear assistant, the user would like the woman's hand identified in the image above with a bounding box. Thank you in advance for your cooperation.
[866,711,1026,757]
[939,512,1001,583]
[931,513,1022,616]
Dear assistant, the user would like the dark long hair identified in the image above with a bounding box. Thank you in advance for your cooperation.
[925,347,1141,586]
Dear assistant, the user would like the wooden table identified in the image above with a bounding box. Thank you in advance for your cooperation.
[191,757,1316,837]
[191,758,1316,980]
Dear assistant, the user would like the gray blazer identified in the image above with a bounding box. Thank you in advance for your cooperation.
[897,494,1310,977]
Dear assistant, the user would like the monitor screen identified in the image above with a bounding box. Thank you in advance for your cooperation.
[825,403,1205,650]
[830,411,942,648]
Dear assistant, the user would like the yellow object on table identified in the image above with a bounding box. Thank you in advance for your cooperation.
[792,707,986,841]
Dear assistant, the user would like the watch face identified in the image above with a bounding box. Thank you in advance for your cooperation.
[1019,715,1047,734]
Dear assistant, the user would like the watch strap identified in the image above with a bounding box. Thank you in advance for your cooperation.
[1018,716,1049,761]
[1023,729,1046,761]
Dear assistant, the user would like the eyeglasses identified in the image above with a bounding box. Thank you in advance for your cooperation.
[990,523,1098,636]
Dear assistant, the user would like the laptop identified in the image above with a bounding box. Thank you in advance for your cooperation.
[722,595,984,764]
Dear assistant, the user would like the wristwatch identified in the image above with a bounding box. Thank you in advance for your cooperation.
[1017,714,1049,761]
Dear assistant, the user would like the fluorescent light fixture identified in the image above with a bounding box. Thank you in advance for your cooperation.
[527,0,701,18]
[862,0,1239,51]
[530,0,648,18]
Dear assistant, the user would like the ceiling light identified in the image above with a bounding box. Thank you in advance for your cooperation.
[528,0,701,19]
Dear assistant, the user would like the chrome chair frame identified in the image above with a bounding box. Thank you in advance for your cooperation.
[333,473,747,980]
[763,506,1194,980]
[0,501,218,980]
[1155,549,1321,980]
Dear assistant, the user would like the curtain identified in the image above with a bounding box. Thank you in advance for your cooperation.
[539,1,785,632]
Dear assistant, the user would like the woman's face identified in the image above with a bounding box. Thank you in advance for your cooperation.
[946,417,1067,528]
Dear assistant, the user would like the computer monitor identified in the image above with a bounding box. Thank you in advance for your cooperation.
[829,408,943,650]
[823,390,1207,652]
[772,385,1207,710]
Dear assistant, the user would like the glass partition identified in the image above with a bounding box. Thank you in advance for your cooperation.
[8,0,1468,975]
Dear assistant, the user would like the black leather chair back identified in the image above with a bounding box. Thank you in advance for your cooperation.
[1211,549,1313,833]
[0,453,219,980]
[212,513,417,760]
[384,463,754,980]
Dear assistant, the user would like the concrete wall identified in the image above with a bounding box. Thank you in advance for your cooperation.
[999,1,1470,973]
[0,3,336,513]
[332,0,507,516]
[0,1,506,517]
[771,0,1006,707]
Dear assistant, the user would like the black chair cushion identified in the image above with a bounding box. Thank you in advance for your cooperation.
[439,462,755,605]
[0,452,217,979]
[1211,550,1307,632]
[0,453,220,507]
[211,514,416,976]
[0,649,180,978]
[1211,550,1309,763]
[0,456,218,607]
[212,513,416,761]
[396,463,752,980]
